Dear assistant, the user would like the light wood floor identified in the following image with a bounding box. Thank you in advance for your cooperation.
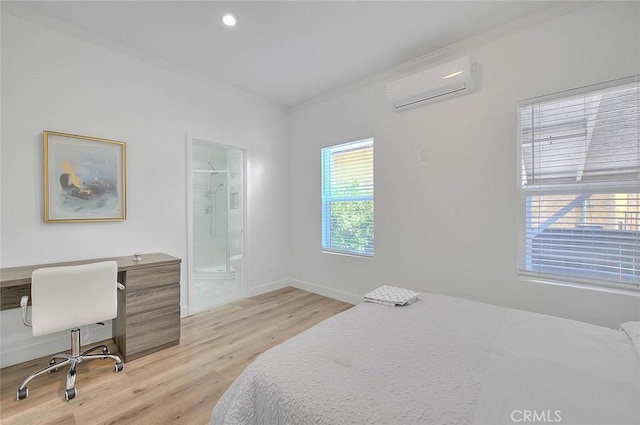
[0,287,353,425]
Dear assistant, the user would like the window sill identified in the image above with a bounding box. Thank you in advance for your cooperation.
[519,274,640,298]
[322,250,373,260]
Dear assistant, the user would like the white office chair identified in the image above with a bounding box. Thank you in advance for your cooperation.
[17,261,124,401]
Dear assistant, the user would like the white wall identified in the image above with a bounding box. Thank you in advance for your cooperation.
[1,12,290,366]
[289,2,640,328]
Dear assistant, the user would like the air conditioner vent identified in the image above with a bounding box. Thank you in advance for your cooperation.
[387,56,476,111]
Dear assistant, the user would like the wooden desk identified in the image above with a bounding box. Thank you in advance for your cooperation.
[0,252,181,362]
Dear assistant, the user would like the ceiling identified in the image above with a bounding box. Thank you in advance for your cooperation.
[4,1,575,108]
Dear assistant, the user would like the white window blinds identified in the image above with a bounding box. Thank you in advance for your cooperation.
[518,77,639,290]
[321,138,374,257]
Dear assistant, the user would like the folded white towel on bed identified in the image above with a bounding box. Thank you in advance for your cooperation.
[364,285,419,306]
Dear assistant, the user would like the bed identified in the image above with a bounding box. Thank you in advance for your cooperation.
[210,292,640,425]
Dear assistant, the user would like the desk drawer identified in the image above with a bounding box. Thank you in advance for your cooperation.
[126,264,180,291]
[125,304,180,360]
[126,283,179,316]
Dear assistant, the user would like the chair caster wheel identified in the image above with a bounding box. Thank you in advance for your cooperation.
[64,388,76,401]
[114,362,124,372]
[48,359,59,373]
[16,387,28,401]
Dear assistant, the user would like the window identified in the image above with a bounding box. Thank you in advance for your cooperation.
[518,77,639,291]
[321,138,374,257]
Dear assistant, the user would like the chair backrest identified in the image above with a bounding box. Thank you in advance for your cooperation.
[30,261,118,336]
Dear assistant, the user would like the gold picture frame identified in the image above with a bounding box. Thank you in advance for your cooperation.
[43,131,127,222]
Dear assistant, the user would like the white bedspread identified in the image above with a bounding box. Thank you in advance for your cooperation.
[211,293,640,425]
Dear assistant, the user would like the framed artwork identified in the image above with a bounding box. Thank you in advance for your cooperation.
[43,130,126,222]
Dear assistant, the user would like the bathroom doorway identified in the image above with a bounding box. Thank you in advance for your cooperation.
[187,135,245,315]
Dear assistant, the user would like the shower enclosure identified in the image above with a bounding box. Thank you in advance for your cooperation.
[188,137,244,314]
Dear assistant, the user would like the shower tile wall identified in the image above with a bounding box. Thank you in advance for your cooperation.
[193,142,228,271]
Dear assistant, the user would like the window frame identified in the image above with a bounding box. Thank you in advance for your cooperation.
[321,137,374,258]
[516,76,640,294]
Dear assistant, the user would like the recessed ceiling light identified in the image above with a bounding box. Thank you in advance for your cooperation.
[222,14,236,27]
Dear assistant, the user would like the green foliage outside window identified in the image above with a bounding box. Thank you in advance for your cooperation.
[329,180,373,254]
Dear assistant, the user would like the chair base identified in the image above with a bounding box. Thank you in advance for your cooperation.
[16,327,124,401]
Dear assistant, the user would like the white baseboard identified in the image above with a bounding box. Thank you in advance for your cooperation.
[247,278,362,304]
[289,279,362,305]
[246,279,290,297]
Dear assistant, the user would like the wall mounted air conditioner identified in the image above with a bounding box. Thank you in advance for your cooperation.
[387,56,476,111]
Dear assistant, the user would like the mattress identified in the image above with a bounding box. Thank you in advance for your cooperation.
[210,293,640,425]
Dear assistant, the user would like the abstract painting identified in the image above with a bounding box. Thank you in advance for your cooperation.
[43,131,126,222]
